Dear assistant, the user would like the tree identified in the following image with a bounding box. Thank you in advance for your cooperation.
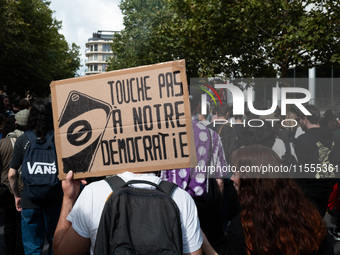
[107,0,340,79]
[0,0,81,97]
[223,0,340,77]
[107,0,244,77]
[107,1,176,71]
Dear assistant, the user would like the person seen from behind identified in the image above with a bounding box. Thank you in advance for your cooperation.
[53,170,203,255]
[294,104,336,218]
[222,145,333,255]
[8,99,62,255]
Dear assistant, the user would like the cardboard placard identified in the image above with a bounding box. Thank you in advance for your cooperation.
[50,60,196,180]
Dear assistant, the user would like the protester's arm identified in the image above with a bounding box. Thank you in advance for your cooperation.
[216,178,224,194]
[53,171,90,255]
[201,230,217,255]
[185,247,203,255]
[8,135,26,211]
[214,133,226,194]
[8,168,21,211]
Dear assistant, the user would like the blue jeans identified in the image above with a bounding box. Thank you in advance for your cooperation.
[21,206,61,255]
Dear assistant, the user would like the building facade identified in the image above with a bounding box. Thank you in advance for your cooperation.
[85,30,119,75]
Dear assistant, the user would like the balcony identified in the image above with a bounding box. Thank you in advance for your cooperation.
[85,50,113,56]
[85,59,109,65]
[85,40,113,48]
[85,70,105,75]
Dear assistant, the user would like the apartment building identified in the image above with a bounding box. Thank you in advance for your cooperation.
[85,30,119,75]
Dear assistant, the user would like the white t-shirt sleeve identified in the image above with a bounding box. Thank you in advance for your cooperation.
[67,180,112,252]
[172,188,203,253]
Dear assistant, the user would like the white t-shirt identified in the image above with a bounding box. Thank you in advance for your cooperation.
[67,171,203,254]
[272,138,286,159]
[295,126,305,139]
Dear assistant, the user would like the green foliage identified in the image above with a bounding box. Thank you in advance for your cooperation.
[0,0,81,97]
[108,0,175,71]
[228,0,340,77]
[108,0,340,79]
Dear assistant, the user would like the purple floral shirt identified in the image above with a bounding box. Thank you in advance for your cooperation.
[161,120,227,197]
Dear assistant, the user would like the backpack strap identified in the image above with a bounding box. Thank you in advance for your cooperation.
[105,176,126,194]
[25,130,54,141]
[218,123,229,135]
[218,125,223,136]
[105,175,178,197]
[219,122,233,135]
[25,130,55,150]
[45,131,54,142]
[158,181,178,197]
[25,130,36,142]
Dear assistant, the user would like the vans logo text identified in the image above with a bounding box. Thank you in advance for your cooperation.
[27,162,57,174]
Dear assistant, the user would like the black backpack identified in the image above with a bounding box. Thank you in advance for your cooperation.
[21,130,61,202]
[94,176,183,255]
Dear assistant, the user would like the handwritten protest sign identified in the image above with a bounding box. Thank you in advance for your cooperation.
[50,60,196,180]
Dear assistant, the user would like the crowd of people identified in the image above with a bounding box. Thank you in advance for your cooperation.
[0,93,62,255]
[1,89,340,255]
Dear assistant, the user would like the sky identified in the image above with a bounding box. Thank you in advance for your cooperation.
[49,0,124,76]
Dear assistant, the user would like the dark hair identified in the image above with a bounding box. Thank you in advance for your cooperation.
[323,109,334,119]
[1,115,16,138]
[0,113,5,126]
[2,95,9,102]
[240,121,275,148]
[234,115,243,120]
[320,109,335,127]
[329,119,339,131]
[216,103,230,118]
[27,99,53,138]
[189,87,203,116]
[18,98,31,110]
[211,105,217,115]
[230,145,326,255]
[301,105,320,124]
[12,98,20,108]
[15,124,27,132]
